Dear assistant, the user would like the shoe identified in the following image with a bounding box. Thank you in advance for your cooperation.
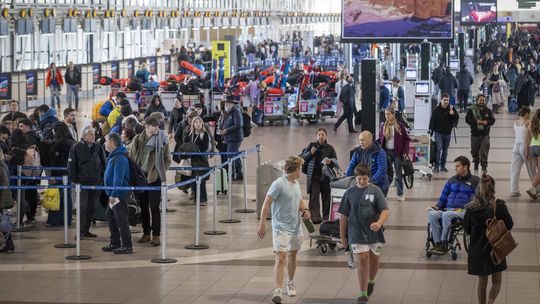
[333,126,338,132]
[181,188,188,194]
[367,282,375,296]
[433,167,439,173]
[526,187,538,200]
[474,164,479,172]
[113,246,133,254]
[101,244,121,252]
[286,281,297,297]
[189,195,196,201]
[272,288,283,304]
[150,236,160,246]
[430,242,447,255]
[137,234,151,243]
[397,195,405,202]
[0,239,14,253]
[82,231,97,238]
[349,130,359,134]
[441,167,448,172]
[510,192,521,197]
[25,218,36,225]
[481,168,487,174]
[357,296,369,304]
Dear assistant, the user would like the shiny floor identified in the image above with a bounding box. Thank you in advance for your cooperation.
[1,87,540,304]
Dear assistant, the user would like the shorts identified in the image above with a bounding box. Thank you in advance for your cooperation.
[351,243,384,256]
[530,146,540,158]
[272,230,302,252]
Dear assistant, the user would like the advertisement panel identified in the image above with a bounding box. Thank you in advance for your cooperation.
[26,70,38,96]
[0,73,11,100]
[92,63,102,85]
[211,41,231,79]
[111,61,119,79]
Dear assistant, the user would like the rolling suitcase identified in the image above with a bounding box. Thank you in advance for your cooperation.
[215,168,228,195]
[256,161,285,219]
[252,108,264,126]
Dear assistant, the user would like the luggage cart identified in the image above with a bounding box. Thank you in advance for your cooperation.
[287,88,299,111]
[140,88,158,113]
[263,94,290,125]
[319,92,338,121]
[160,90,177,112]
[294,96,319,125]
[408,132,433,184]
[183,93,204,109]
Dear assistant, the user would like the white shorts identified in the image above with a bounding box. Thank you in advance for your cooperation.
[272,230,302,252]
[351,243,384,256]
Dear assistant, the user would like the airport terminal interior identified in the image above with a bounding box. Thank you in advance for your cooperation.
[1,0,540,304]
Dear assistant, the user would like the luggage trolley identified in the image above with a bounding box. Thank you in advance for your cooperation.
[139,88,158,113]
[262,93,290,125]
[294,95,319,125]
[159,89,178,112]
[407,132,433,186]
[319,92,338,121]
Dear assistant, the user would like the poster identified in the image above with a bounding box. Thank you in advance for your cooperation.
[211,40,231,79]
[127,59,134,78]
[0,73,11,100]
[25,70,38,96]
[111,61,119,79]
[92,63,102,85]
[149,56,157,75]
[164,55,171,74]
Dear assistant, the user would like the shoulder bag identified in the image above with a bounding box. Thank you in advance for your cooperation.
[485,200,518,265]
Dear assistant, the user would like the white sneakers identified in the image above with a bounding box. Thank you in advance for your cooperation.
[286,281,297,297]
[272,288,282,303]
[526,187,538,200]
[397,195,405,202]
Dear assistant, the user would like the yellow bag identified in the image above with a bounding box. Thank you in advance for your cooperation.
[42,188,60,211]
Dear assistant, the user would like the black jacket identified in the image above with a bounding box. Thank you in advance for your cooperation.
[438,72,459,97]
[429,105,459,134]
[168,107,186,134]
[68,141,107,185]
[465,105,496,137]
[51,138,76,177]
[301,142,337,193]
[64,67,81,86]
[456,69,474,91]
[24,130,41,147]
[144,102,169,119]
[339,83,355,109]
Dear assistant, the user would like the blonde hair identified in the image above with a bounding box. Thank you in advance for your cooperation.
[190,116,206,134]
[284,156,304,174]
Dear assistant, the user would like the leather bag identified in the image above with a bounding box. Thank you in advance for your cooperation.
[485,201,518,265]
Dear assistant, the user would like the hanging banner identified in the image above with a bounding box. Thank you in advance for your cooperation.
[212,40,231,79]
[149,56,157,75]
[0,73,11,100]
[25,70,38,96]
[127,59,135,78]
[111,61,119,79]
[92,63,102,85]
[164,55,171,74]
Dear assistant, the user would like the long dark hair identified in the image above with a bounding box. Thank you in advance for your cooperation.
[52,122,71,142]
[10,129,27,149]
[466,173,495,211]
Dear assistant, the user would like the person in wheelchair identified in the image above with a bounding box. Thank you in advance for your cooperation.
[428,156,479,254]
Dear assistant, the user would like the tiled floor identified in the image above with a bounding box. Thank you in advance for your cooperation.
[1,83,540,304]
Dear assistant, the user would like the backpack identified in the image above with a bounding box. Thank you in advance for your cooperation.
[22,145,42,177]
[242,112,252,137]
[509,97,518,114]
[124,153,148,190]
[92,100,108,122]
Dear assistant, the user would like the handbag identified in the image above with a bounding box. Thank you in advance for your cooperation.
[402,157,415,176]
[485,200,518,265]
[178,158,192,177]
[42,188,61,211]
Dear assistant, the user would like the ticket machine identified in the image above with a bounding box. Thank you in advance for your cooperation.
[413,81,432,131]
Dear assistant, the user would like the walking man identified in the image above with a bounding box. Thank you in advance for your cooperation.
[257,156,311,304]
[334,76,358,134]
[465,94,496,173]
[64,62,81,110]
[456,64,474,113]
[429,93,459,173]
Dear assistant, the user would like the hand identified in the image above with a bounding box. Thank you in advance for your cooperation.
[449,108,454,115]
[322,158,331,165]
[431,205,439,211]
[370,222,382,232]
[482,120,488,126]
[302,210,311,220]
[477,119,483,125]
[310,147,317,155]
[257,224,266,239]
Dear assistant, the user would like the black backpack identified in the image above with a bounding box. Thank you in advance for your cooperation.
[242,112,252,138]
[123,154,148,191]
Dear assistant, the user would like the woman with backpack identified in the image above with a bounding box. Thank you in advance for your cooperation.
[300,128,337,224]
[186,117,213,206]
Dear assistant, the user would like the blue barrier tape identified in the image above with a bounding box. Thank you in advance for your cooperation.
[0,185,71,190]
[9,166,68,171]
[169,167,212,171]
[171,151,238,156]
[167,177,198,190]
[9,176,64,181]
[198,170,213,181]
[80,185,161,191]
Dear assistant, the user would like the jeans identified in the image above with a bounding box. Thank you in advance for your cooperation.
[67,84,79,109]
[434,132,451,170]
[471,135,490,169]
[428,210,464,243]
[334,106,355,132]
[308,177,331,220]
[510,142,536,194]
[190,179,208,203]
[139,179,161,236]
[106,196,132,248]
[79,189,100,234]
[50,86,61,108]
[226,141,243,179]
[386,151,404,196]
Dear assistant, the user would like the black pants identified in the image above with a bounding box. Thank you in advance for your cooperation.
[471,135,490,169]
[80,189,100,234]
[334,106,354,132]
[139,179,161,236]
[106,196,132,248]
[24,181,39,220]
[190,178,208,203]
[309,178,331,221]
[457,89,470,110]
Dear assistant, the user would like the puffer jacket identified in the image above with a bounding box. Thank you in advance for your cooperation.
[437,173,480,210]
[300,141,337,193]
[221,105,244,143]
[0,160,14,210]
[345,142,389,195]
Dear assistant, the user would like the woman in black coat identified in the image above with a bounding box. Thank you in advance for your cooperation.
[300,128,337,223]
[47,122,76,226]
[144,95,168,119]
[185,117,213,205]
[464,174,514,304]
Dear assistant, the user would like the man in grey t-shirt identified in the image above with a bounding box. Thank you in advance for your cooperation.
[339,164,389,304]
[257,156,311,304]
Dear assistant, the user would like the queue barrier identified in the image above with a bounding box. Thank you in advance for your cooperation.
[2,144,263,263]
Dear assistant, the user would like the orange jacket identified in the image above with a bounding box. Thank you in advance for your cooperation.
[46,69,64,87]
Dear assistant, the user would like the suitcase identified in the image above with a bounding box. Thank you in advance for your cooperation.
[252,108,264,126]
[319,220,340,238]
[508,96,518,114]
[256,161,285,219]
[215,168,228,195]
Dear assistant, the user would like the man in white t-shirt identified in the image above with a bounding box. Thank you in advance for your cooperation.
[257,156,311,304]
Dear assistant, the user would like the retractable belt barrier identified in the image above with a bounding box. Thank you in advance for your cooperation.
[1,145,262,262]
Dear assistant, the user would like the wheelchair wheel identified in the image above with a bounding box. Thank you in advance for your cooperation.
[463,231,470,253]
[403,174,414,189]
[318,243,328,255]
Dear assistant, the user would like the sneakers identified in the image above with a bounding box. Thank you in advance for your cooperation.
[510,192,521,197]
[474,164,479,172]
[272,288,283,304]
[441,167,448,172]
[433,167,439,173]
[429,242,447,255]
[82,231,97,238]
[138,234,151,243]
[357,296,369,304]
[113,246,133,254]
[286,281,297,297]
[150,236,160,246]
[367,282,375,296]
[526,187,538,200]
[397,195,405,202]
[101,244,120,252]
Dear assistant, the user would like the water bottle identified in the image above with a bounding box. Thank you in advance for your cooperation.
[303,218,316,233]
[345,247,356,269]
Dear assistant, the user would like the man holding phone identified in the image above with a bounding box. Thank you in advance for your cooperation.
[428,156,479,254]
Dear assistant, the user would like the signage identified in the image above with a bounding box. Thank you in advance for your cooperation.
[92,63,102,85]
[25,70,37,96]
[127,59,134,78]
[0,73,11,100]
[111,61,119,79]
[149,56,157,75]
[211,40,231,79]
[164,55,171,74]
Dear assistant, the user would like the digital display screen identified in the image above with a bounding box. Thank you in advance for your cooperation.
[405,69,417,81]
[465,49,474,56]
[415,81,430,96]
[449,59,460,70]
[461,1,497,24]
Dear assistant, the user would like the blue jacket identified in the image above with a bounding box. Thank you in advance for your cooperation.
[39,108,59,130]
[221,105,244,143]
[379,85,391,110]
[99,99,115,118]
[346,142,389,194]
[104,145,131,199]
[393,86,405,112]
[136,69,150,83]
[437,173,480,210]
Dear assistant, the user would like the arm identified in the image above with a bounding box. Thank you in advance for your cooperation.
[110,157,130,198]
[67,145,78,183]
[402,125,411,156]
[223,108,242,134]
[257,195,274,239]
[429,108,436,132]
[300,143,314,162]
[485,110,496,126]
[298,198,310,219]
[469,73,474,85]
[437,181,451,209]
[370,150,387,184]
[499,203,514,230]
[465,108,476,127]
[340,215,349,247]
[451,107,459,127]
[345,151,359,177]
[463,211,472,234]
[163,140,172,170]
[168,110,175,134]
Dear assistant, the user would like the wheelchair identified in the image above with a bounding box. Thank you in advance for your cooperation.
[425,217,470,260]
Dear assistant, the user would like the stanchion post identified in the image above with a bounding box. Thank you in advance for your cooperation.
[66,184,91,260]
[253,145,262,203]
[236,152,254,213]
[204,168,226,235]
[256,145,261,166]
[12,165,28,233]
[152,182,178,262]
[220,158,241,223]
[55,176,76,248]
[186,177,209,249]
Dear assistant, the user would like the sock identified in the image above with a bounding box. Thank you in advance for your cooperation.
[360,291,368,297]
[369,279,375,284]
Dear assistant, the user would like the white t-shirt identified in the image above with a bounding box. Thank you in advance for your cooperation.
[385,126,395,150]
[267,176,302,235]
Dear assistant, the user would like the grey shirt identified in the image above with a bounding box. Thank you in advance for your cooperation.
[338,184,388,244]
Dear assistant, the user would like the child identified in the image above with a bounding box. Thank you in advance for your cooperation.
[339,164,389,304]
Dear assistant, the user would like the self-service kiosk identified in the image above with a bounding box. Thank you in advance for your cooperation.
[413,81,432,131]
[403,68,417,122]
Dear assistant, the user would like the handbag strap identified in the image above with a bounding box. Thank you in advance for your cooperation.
[492,198,497,220]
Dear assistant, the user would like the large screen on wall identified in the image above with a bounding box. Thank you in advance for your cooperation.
[342,0,454,42]
[460,1,497,24]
